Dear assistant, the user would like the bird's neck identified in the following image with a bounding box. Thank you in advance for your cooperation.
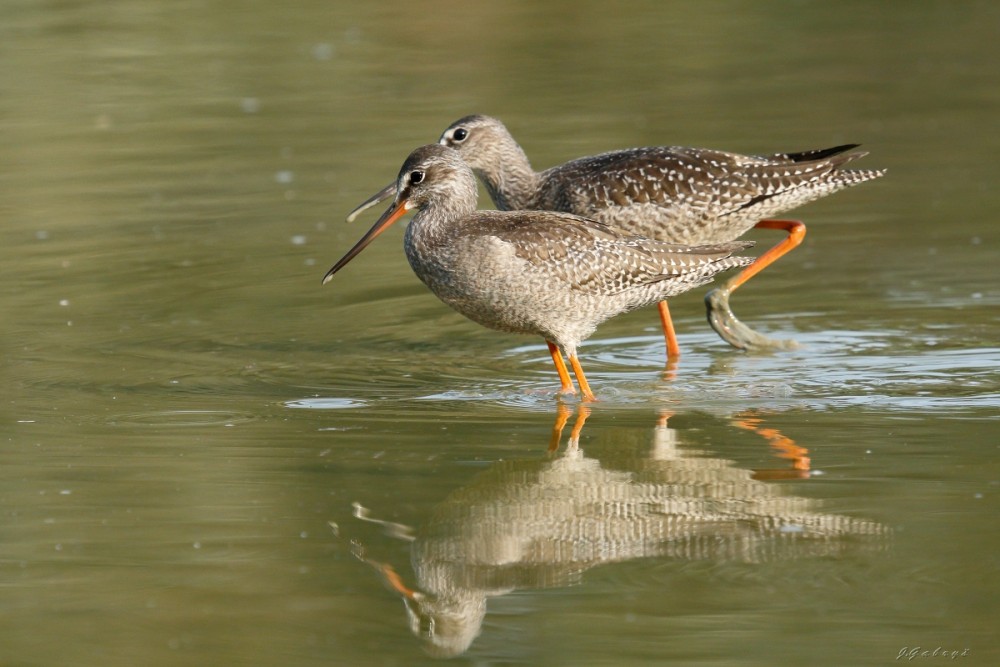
[404,196,475,288]
[405,187,478,254]
[475,143,541,211]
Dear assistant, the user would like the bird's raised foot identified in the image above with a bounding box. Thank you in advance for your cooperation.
[705,287,799,352]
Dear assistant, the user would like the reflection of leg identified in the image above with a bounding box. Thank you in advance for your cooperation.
[732,410,811,480]
[651,411,679,460]
[549,403,572,453]
[550,405,591,452]
[352,539,422,601]
[568,407,591,447]
[705,219,806,351]
[377,562,421,600]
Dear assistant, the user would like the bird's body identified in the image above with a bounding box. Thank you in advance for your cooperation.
[511,144,881,244]
[432,116,885,353]
[435,118,883,246]
[405,206,752,359]
[326,145,753,400]
[348,116,885,355]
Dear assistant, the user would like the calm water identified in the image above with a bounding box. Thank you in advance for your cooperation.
[3,2,999,665]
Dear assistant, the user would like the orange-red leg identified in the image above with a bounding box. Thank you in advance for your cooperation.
[547,341,575,395]
[705,219,806,351]
[657,301,681,360]
[568,354,596,402]
[724,219,807,293]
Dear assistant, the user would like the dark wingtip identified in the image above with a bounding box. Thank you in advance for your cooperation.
[784,144,862,163]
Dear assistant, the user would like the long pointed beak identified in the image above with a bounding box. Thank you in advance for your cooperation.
[345,182,396,223]
[322,198,412,284]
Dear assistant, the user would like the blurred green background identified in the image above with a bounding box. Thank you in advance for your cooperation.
[2,2,998,665]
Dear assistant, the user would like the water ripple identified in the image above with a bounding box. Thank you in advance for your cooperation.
[284,397,368,410]
[109,410,256,427]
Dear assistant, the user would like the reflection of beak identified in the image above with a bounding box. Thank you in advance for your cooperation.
[322,198,412,284]
[345,182,395,223]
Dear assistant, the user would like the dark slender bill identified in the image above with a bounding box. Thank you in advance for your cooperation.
[323,200,410,284]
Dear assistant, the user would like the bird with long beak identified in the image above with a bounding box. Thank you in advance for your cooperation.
[324,144,754,401]
[346,115,885,357]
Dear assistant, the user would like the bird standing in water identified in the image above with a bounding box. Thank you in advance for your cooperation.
[325,145,753,401]
[348,115,885,357]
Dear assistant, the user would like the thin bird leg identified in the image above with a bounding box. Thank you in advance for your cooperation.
[567,354,597,403]
[705,219,806,352]
[546,341,576,395]
[724,219,807,292]
[656,301,682,360]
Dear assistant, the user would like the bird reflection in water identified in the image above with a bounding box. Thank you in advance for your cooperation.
[350,409,884,658]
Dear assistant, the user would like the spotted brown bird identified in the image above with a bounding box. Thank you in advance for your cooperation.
[325,145,753,400]
[348,115,885,357]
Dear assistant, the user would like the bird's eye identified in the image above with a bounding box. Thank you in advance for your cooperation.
[409,170,425,184]
[452,128,468,142]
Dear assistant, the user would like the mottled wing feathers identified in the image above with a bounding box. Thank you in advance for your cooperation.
[460,211,753,296]
[541,145,883,225]
[542,148,737,219]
